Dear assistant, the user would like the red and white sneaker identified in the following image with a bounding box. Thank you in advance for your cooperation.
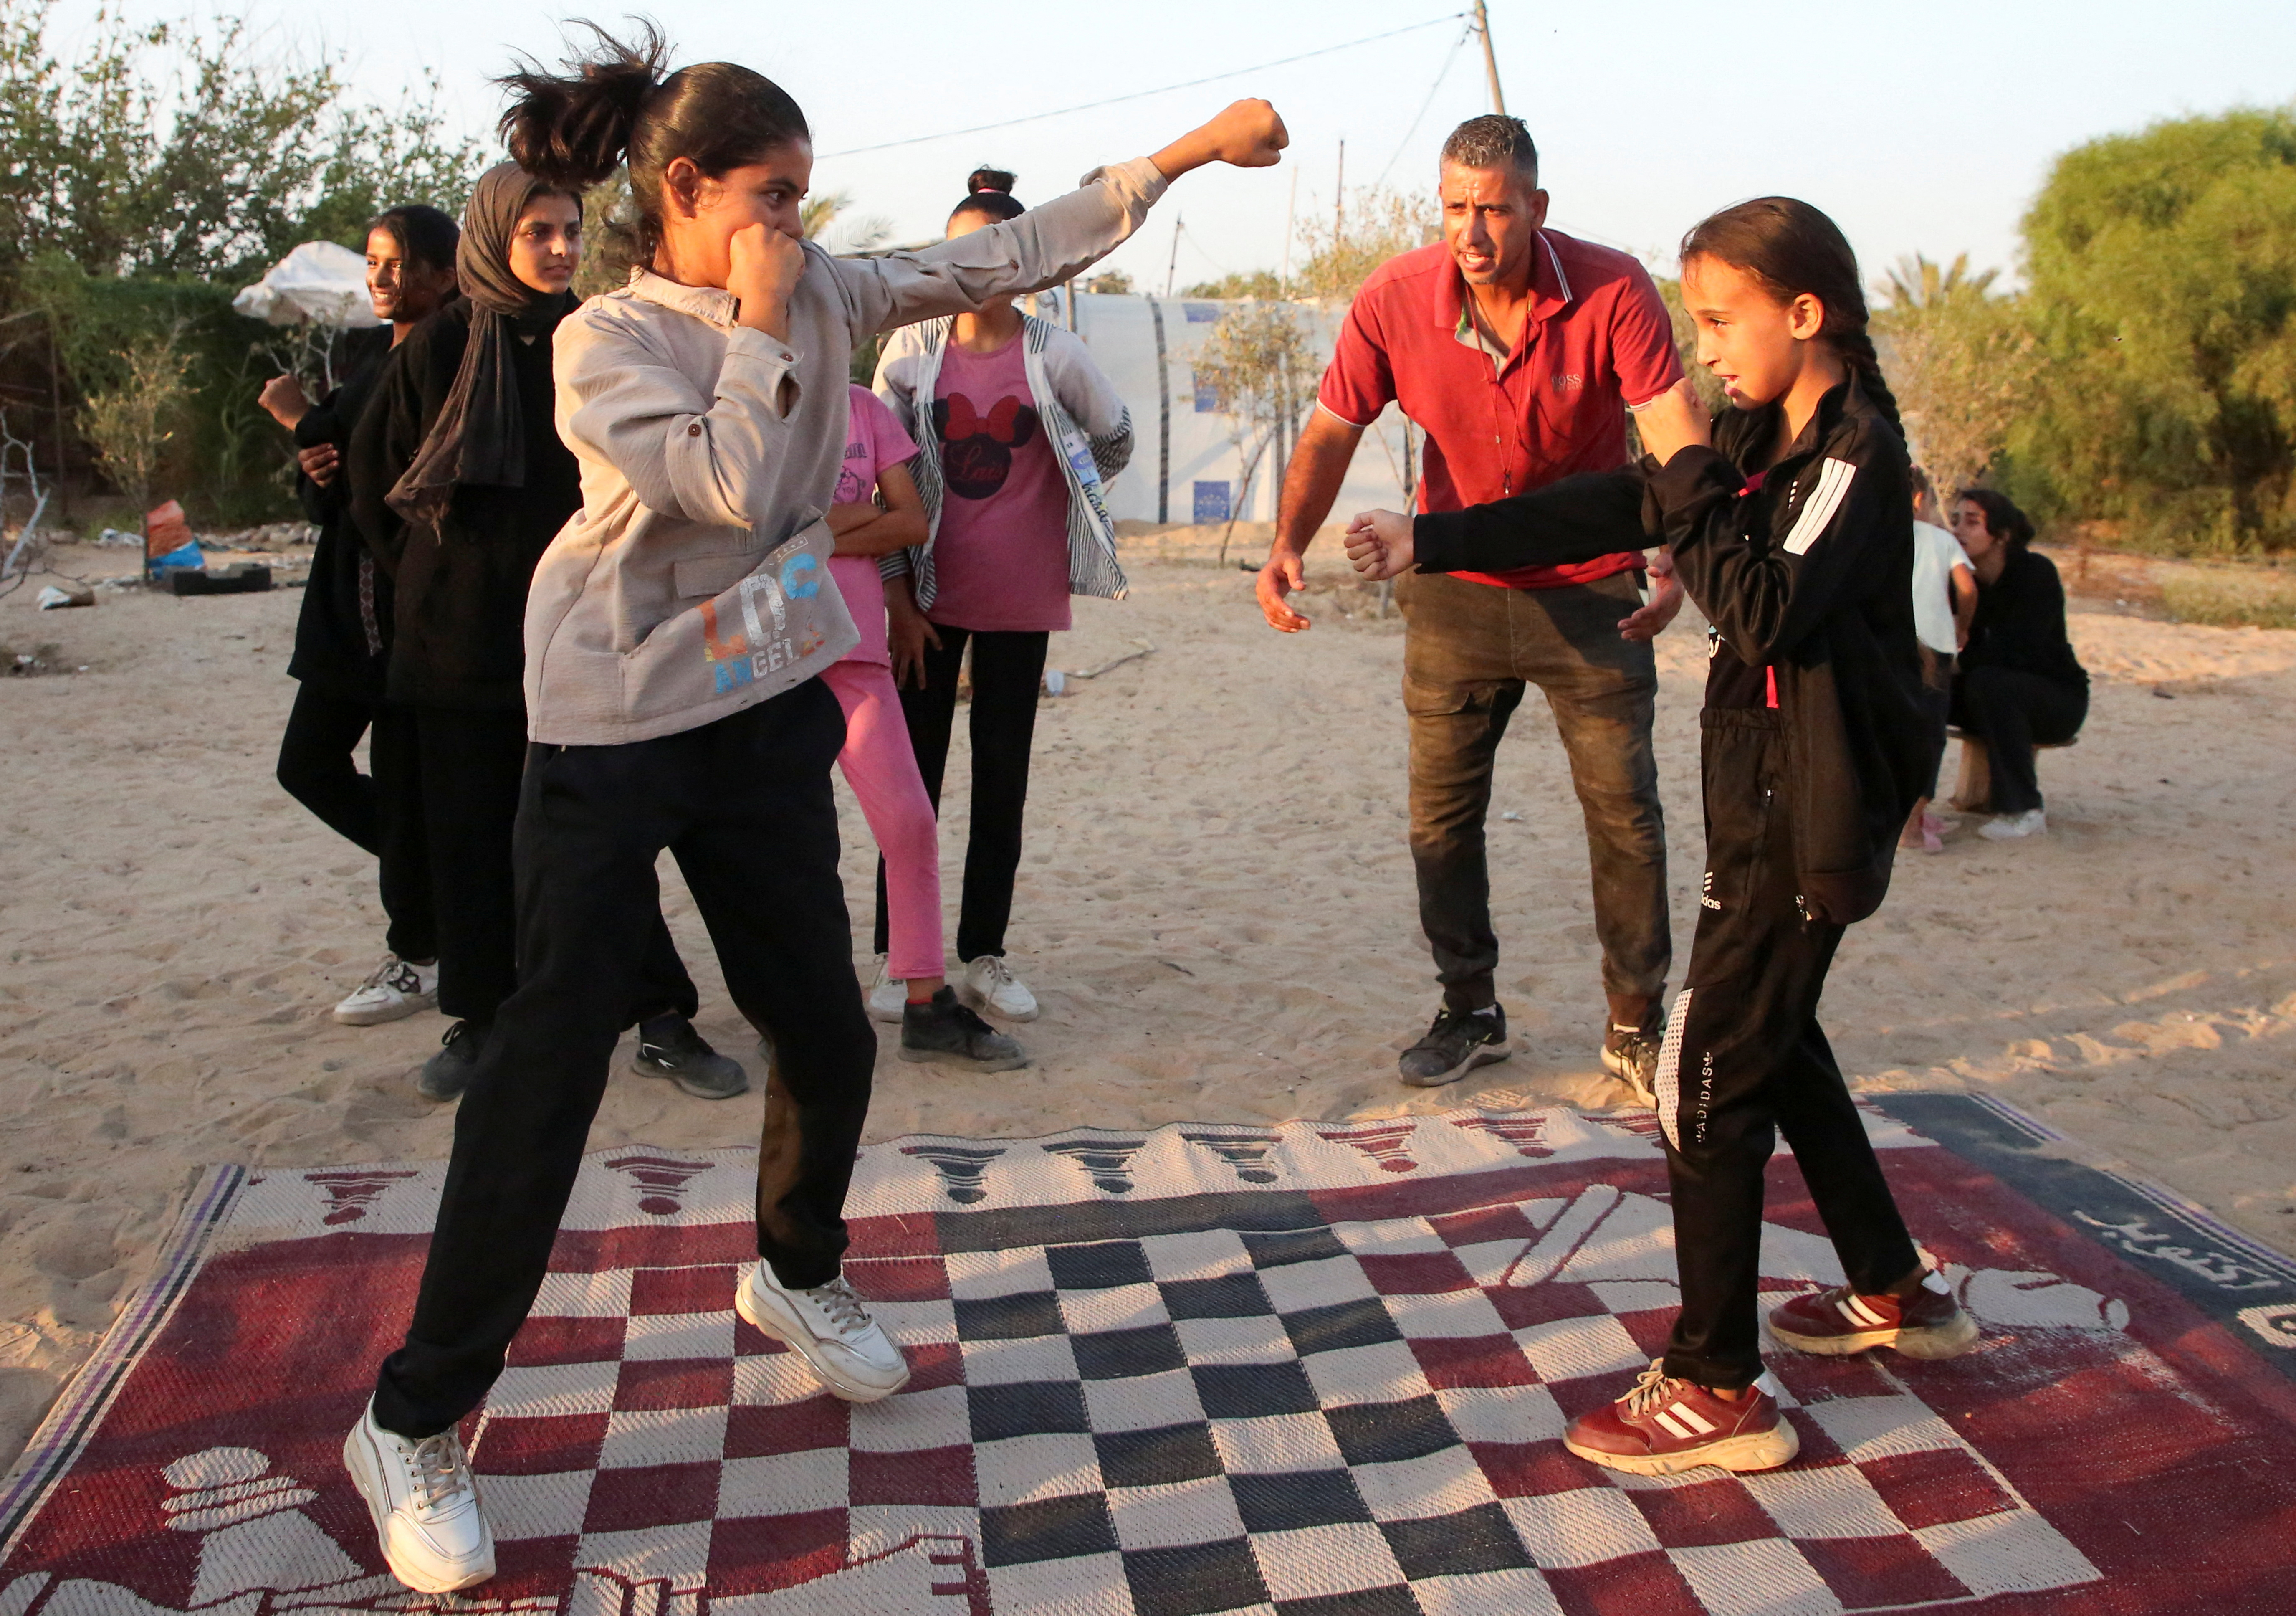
[1768,1272,1979,1360]
[1563,1360,1800,1477]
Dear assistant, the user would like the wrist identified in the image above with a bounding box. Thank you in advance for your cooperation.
[1148,133,1211,182]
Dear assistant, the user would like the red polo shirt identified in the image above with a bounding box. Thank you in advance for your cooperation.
[1319,230,1683,590]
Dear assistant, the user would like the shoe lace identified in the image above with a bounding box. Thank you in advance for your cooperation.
[359,954,402,990]
[975,956,1017,990]
[804,1276,872,1340]
[1621,1359,1687,1419]
[408,1431,472,1514]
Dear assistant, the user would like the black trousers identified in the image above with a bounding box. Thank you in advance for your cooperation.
[1949,666,2086,816]
[1656,712,1921,1390]
[373,682,878,1438]
[276,683,435,963]
[412,704,695,1028]
[1394,570,1670,1013]
[876,626,1048,963]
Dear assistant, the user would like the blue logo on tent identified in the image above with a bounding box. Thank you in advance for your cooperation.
[1183,303,1220,323]
[1192,371,1219,413]
[1193,481,1231,524]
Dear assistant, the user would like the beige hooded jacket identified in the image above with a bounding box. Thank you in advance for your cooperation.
[527,157,1170,745]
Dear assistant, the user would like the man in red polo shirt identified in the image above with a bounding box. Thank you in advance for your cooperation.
[1257,114,1703,1094]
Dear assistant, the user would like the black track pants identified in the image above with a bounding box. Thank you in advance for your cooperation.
[276,685,435,963]
[1656,711,1921,1390]
[373,681,877,1438]
[876,626,1048,963]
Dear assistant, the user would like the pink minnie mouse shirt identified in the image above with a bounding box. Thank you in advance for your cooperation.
[831,384,920,666]
[925,334,1075,633]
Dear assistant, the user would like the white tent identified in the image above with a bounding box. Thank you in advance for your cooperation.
[233,241,382,329]
[1025,290,1415,529]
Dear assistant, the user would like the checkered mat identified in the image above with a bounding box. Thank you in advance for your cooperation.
[5,1096,2295,1614]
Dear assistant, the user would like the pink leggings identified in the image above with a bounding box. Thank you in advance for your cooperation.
[819,659,943,981]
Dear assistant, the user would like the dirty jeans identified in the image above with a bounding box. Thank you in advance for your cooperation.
[1396,568,1670,1014]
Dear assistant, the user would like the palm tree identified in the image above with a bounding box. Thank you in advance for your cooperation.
[802,191,891,253]
[1879,252,2000,311]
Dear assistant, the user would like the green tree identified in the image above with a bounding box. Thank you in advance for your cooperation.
[0,1,480,284]
[2012,106,2296,552]
[1875,254,2035,499]
[1290,187,1437,304]
[1179,270,1280,300]
[1190,302,1312,561]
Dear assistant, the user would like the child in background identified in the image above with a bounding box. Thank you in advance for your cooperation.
[872,168,1137,1025]
[822,382,1025,1069]
[1902,465,1976,853]
[1345,196,1975,1477]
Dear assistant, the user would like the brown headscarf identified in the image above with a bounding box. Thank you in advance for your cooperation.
[387,161,576,524]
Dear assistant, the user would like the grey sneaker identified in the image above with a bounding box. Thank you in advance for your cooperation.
[1399,1005,1510,1087]
[1601,1016,1664,1107]
[900,986,1028,1071]
[632,1015,749,1099]
[416,1021,485,1102]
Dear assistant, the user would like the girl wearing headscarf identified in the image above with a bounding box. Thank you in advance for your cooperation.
[351,161,740,1104]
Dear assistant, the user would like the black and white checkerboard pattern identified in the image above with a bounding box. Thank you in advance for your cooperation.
[465,1176,2098,1615]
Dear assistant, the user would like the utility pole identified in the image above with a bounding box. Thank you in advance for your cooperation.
[1165,214,1182,298]
[1471,0,1508,116]
[1334,138,1345,240]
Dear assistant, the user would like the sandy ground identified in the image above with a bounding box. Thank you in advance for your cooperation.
[2,524,2291,1474]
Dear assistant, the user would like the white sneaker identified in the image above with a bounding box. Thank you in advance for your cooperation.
[342,1399,495,1593]
[334,954,439,1026]
[961,955,1039,1021]
[864,956,907,1024]
[736,1262,911,1403]
[1979,808,2047,841]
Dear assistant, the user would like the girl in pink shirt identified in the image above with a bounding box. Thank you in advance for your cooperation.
[823,384,1024,1069]
[873,169,1136,1023]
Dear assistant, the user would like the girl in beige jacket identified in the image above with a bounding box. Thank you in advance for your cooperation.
[338,22,1287,1596]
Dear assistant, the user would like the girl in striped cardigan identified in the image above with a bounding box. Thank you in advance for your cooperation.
[870,168,1136,1026]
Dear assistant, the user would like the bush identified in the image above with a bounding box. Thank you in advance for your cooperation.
[2011,106,2296,553]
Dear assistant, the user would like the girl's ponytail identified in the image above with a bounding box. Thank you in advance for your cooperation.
[494,24,807,264]
[499,22,669,190]
[1680,197,1902,437]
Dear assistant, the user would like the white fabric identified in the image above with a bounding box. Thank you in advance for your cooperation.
[233,242,382,328]
[1910,519,1970,653]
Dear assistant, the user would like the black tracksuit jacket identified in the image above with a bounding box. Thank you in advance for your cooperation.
[1414,373,1935,926]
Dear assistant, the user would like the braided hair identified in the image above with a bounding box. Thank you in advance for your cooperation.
[1680,197,1902,435]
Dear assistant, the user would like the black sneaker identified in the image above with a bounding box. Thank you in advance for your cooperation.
[900,987,1028,1071]
[632,1015,750,1100]
[1398,1005,1510,1087]
[417,1020,485,1102]
[1601,1013,1664,1107]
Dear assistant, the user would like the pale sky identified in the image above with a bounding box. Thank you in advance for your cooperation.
[51,0,2296,292]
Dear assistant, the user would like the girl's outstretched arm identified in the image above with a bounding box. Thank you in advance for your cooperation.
[1348,468,1650,580]
[832,101,1286,339]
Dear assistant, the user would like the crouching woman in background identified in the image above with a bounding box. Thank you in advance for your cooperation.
[1947,488,2086,842]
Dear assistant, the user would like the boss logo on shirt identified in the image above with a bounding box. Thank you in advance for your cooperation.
[1552,372,1584,392]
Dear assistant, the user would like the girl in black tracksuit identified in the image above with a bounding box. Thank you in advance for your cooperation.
[1348,198,1976,1476]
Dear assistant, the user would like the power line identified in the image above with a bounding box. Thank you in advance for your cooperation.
[1374,23,1474,190]
[818,15,1467,160]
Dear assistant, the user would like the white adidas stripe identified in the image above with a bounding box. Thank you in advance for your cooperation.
[1837,1294,1889,1328]
[1782,457,1856,555]
[1654,1411,1695,1441]
[1654,988,1691,1152]
[1674,1403,1717,1436]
